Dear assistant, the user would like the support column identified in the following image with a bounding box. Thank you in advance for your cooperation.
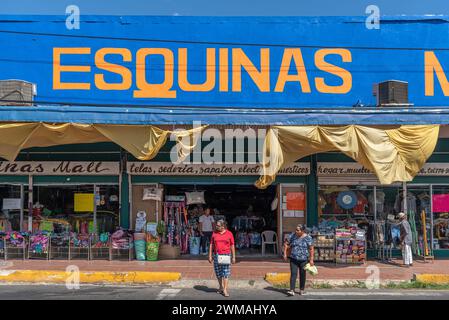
[120,172,130,229]
[307,155,318,227]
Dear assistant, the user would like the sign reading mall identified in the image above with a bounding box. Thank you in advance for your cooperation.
[0,161,119,175]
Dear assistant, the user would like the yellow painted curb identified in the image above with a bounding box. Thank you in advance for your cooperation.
[264,273,290,285]
[0,270,181,284]
[414,274,449,284]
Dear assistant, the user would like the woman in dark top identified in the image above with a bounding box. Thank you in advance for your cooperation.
[283,224,314,296]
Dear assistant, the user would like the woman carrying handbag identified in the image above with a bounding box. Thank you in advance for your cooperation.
[283,224,314,296]
[208,219,236,297]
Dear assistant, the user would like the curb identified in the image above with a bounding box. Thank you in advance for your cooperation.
[265,273,290,285]
[414,274,449,284]
[264,273,408,287]
[0,270,181,284]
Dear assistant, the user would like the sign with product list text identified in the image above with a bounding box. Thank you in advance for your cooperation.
[127,162,310,176]
[318,163,449,176]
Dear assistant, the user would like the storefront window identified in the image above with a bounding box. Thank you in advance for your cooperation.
[371,185,404,250]
[317,185,374,248]
[33,184,119,234]
[407,185,432,255]
[319,185,373,219]
[317,184,408,250]
[432,185,449,250]
[0,184,27,232]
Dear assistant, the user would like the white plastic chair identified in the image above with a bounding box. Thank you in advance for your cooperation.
[261,231,278,255]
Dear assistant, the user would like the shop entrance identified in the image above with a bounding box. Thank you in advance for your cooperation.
[164,184,277,257]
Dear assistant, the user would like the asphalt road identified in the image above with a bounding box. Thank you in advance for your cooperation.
[0,284,448,300]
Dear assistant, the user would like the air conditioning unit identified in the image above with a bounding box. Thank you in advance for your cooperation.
[0,80,36,106]
[373,80,413,107]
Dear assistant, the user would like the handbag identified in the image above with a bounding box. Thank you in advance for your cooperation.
[217,254,231,265]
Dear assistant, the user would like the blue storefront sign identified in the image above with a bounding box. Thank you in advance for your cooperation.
[0,15,449,124]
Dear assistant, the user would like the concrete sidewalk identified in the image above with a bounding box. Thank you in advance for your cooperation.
[0,257,447,285]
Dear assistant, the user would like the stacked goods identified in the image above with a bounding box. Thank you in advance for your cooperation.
[312,233,335,262]
[71,233,90,248]
[5,231,26,247]
[313,236,335,247]
[111,229,133,249]
[335,239,366,264]
[92,233,110,248]
[314,248,335,262]
[335,228,352,238]
[134,232,146,261]
[29,232,50,254]
[335,228,366,264]
[146,232,160,261]
[51,233,70,246]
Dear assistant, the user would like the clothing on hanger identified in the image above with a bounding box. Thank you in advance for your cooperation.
[368,191,385,216]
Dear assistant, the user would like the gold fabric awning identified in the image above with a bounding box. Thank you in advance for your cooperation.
[255,125,440,189]
[0,122,205,162]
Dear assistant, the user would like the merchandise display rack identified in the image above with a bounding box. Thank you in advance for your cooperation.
[335,228,367,265]
[69,234,91,260]
[49,234,70,260]
[5,234,27,260]
[90,234,111,260]
[312,233,335,262]
[27,233,50,260]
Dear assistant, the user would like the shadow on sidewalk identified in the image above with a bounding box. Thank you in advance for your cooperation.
[263,286,290,297]
[193,285,219,293]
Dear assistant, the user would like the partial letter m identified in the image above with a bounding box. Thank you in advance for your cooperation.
[425,51,449,96]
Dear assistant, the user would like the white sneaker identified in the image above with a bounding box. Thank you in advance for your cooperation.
[287,290,295,296]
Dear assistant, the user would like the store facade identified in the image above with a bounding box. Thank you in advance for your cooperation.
[127,159,311,256]
[315,134,449,259]
[0,15,448,261]
[0,160,120,234]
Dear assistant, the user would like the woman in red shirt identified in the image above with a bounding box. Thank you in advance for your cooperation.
[208,219,236,297]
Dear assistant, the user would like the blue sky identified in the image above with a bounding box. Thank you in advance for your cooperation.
[0,0,448,16]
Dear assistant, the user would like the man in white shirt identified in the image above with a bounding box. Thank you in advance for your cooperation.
[199,207,215,255]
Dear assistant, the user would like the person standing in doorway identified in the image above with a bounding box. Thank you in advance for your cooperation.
[398,212,413,267]
[199,207,215,255]
[208,219,236,297]
[283,224,314,296]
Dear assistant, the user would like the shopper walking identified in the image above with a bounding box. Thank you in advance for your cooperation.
[199,207,215,255]
[208,219,236,297]
[398,212,413,267]
[283,224,314,296]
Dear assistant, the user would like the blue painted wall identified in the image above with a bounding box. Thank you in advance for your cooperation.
[1,15,449,109]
